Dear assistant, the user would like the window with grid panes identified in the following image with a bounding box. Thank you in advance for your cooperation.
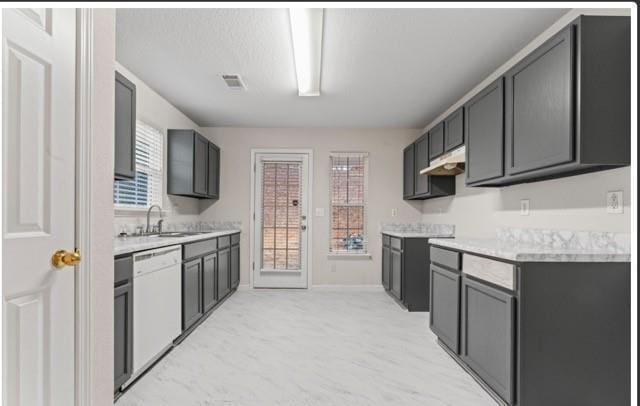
[330,153,368,254]
[113,121,164,209]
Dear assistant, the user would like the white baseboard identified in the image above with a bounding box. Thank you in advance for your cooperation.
[310,285,385,292]
[237,284,251,291]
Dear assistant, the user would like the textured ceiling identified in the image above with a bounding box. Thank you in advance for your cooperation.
[116,8,568,128]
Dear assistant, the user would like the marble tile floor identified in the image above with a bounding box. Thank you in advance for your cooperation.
[116,290,497,406]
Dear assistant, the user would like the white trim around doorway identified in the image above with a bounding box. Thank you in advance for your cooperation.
[75,8,94,406]
[249,149,313,289]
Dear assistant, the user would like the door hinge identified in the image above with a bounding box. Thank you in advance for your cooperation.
[253,162,256,172]
[252,262,255,270]
[253,212,255,220]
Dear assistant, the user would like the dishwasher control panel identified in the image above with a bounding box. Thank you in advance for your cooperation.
[133,245,182,276]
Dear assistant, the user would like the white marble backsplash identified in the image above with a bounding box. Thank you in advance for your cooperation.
[114,220,241,237]
[380,222,455,236]
[496,226,630,254]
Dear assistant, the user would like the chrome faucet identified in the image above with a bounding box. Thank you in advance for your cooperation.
[146,204,163,233]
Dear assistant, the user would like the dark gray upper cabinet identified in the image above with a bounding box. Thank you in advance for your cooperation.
[202,253,218,313]
[168,129,221,199]
[193,134,208,196]
[403,138,455,201]
[182,258,203,331]
[114,72,136,180]
[464,77,505,185]
[413,134,430,196]
[207,143,220,198]
[461,277,515,405]
[428,122,445,160]
[444,108,464,152]
[471,16,630,187]
[402,144,415,198]
[506,26,573,176]
[430,264,461,353]
[114,255,133,392]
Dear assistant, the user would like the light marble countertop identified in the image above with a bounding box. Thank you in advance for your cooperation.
[382,231,455,239]
[114,229,241,256]
[429,237,630,263]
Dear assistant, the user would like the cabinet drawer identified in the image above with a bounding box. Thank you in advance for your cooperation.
[430,246,461,270]
[114,255,133,285]
[390,237,402,251]
[218,235,231,249]
[231,233,240,245]
[463,254,515,290]
[183,238,217,260]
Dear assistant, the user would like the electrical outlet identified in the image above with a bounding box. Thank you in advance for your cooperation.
[607,191,623,214]
[391,208,398,217]
[315,208,325,217]
[520,199,530,216]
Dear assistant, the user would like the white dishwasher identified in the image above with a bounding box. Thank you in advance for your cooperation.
[125,245,182,386]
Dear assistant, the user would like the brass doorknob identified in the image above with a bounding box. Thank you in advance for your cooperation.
[52,249,81,268]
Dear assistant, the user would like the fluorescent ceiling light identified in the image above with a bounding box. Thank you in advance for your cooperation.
[289,8,324,96]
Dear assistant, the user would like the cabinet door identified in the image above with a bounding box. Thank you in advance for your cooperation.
[390,249,402,299]
[403,144,415,198]
[114,72,136,180]
[182,259,203,330]
[429,122,445,160]
[506,26,573,176]
[444,108,464,152]
[382,246,390,290]
[193,134,209,196]
[207,143,220,198]
[461,277,515,404]
[202,253,218,312]
[465,78,505,185]
[414,135,430,196]
[429,265,460,353]
[217,247,231,299]
[231,244,240,289]
[114,282,133,391]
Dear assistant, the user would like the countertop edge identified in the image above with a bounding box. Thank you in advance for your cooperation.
[428,238,631,263]
[114,229,241,256]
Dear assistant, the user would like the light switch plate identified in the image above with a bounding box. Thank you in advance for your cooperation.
[391,208,398,217]
[607,191,623,214]
[315,207,325,217]
[520,199,530,216]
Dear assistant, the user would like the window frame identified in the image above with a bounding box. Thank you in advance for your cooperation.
[328,152,369,256]
[113,120,165,212]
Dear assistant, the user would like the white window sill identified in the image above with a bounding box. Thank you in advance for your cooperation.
[327,253,372,260]
[114,206,170,217]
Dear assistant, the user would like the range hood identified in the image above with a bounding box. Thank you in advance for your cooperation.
[419,146,465,176]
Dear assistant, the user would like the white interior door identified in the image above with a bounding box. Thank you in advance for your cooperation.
[2,8,77,406]
[253,153,309,288]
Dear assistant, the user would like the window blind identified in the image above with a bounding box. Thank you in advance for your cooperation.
[329,152,369,254]
[114,121,164,209]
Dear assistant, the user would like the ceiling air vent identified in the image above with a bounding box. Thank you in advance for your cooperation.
[221,74,246,90]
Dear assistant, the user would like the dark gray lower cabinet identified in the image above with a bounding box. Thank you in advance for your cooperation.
[390,248,402,300]
[202,253,218,313]
[461,277,515,405]
[182,258,203,331]
[217,247,231,299]
[429,244,630,406]
[230,242,240,289]
[114,255,133,392]
[429,265,461,353]
[381,244,390,290]
[383,235,437,311]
